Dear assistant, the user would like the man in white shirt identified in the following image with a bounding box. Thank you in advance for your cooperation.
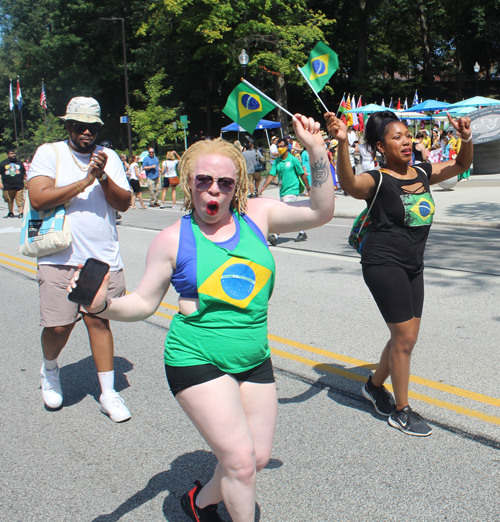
[269,136,279,165]
[27,97,132,422]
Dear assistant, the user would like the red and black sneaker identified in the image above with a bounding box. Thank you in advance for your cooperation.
[180,480,222,522]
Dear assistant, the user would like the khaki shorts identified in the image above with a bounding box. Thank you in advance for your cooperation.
[3,189,24,207]
[37,265,126,328]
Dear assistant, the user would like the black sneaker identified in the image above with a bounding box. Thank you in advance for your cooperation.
[361,376,395,416]
[4,212,14,218]
[18,213,23,219]
[388,405,432,437]
[294,232,307,242]
[181,480,222,522]
[267,234,278,246]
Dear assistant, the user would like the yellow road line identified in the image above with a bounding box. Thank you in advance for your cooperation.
[0,257,36,274]
[270,334,500,409]
[271,347,500,427]
[2,252,499,414]
[0,252,37,266]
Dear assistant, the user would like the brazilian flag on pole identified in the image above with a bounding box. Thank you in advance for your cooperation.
[300,42,339,93]
[222,82,276,134]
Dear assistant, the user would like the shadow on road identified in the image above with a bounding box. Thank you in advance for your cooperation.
[277,365,500,450]
[58,355,133,407]
[89,449,280,521]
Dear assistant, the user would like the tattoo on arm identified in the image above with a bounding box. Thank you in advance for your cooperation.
[311,158,329,188]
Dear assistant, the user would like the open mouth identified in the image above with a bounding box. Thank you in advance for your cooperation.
[207,201,219,216]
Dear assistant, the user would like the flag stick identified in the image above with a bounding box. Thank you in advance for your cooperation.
[296,66,329,113]
[20,109,26,159]
[241,79,294,118]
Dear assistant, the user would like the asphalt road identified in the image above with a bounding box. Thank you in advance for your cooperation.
[1,205,499,522]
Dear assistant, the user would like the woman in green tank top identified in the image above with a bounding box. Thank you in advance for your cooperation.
[73,114,335,522]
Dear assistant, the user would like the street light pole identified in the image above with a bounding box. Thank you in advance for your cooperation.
[474,62,480,96]
[239,49,249,79]
[100,17,133,158]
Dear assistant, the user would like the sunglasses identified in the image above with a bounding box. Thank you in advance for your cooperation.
[71,122,101,135]
[194,175,235,193]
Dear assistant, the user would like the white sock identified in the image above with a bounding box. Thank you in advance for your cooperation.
[43,357,58,372]
[98,371,115,395]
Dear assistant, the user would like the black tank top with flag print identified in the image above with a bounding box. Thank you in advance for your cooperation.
[361,163,435,273]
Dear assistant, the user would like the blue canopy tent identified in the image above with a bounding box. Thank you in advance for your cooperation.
[220,119,282,148]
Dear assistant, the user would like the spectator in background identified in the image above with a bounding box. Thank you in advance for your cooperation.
[160,151,181,209]
[129,154,147,209]
[412,133,428,164]
[143,147,161,207]
[269,136,279,165]
[0,147,26,218]
[242,141,263,198]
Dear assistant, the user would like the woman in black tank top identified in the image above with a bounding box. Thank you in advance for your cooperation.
[412,132,427,163]
[325,110,473,437]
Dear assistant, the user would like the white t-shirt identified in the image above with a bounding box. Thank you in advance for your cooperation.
[129,162,139,181]
[28,141,131,270]
[162,159,179,178]
[270,143,278,164]
[358,144,375,171]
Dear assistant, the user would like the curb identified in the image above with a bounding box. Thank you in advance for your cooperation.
[333,212,500,230]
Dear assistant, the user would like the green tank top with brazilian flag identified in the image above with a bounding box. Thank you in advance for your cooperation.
[164,211,276,373]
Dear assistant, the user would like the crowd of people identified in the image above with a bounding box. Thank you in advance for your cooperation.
[1,93,473,521]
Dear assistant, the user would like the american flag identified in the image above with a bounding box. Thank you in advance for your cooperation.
[40,81,47,109]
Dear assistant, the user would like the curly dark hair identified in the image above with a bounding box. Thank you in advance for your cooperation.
[363,111,400,154]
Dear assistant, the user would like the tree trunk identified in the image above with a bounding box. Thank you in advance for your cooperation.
[273,73,289,133]
[416,0,434,91]
[356,0,368,81]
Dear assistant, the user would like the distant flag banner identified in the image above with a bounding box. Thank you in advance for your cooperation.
[222,82,276,134]
[351,95,359,128]
[299,42,339,93]
[389,98,393,109]
[338,94,347,124]
[345,95,353,127]
[396,98,401,111]
[16,78,23,110]
[404,98,410,126]
[9,81,13,111]
[357,96,364,132]
[381,99,385,107]
[413,90,419,107]
[40,81,47,109]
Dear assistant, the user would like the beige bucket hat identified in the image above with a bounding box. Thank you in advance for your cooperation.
[59,97,104,125]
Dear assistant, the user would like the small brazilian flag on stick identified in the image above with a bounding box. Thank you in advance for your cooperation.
[299,42,339,93]
[222,82,276,134]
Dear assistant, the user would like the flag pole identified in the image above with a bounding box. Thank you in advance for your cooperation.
[241,79,294,118]
[296,66,329,113]
[10,80,19,156]
[18,77,26,159]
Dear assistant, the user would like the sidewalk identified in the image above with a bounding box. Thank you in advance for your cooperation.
[262,173,500,229]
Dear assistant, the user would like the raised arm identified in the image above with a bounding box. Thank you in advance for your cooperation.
[428,114,473,185]
[71,224,179,322]
[250,114,334,235]
[324,112,376,200]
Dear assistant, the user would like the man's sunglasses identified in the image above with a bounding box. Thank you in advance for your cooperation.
[194,175,235,193]
[70,122,101,134]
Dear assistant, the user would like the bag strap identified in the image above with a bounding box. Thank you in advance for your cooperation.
[50,144,61,187]
[357,171,383,235]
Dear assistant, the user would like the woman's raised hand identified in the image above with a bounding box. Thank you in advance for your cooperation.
[324,112,347,141]
[292,114,324,150]
[446,113,472,140]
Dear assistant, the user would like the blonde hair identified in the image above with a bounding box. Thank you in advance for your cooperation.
[166,151,175,160]
[179,138,248,214]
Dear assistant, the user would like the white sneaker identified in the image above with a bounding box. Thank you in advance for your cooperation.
[171,205,178,209]
[40,364,63,409]
[100,391,131,422]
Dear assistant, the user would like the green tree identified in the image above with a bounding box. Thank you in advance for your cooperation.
[126,69,183,148]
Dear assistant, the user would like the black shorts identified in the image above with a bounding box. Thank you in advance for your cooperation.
[165,357,275,396]
[129,179,141,194]
[362,264,424,324]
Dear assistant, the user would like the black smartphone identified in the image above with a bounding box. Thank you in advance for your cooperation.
[68,258,110,307]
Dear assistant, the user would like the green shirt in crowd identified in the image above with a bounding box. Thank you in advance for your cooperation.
[269,154,303,198]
